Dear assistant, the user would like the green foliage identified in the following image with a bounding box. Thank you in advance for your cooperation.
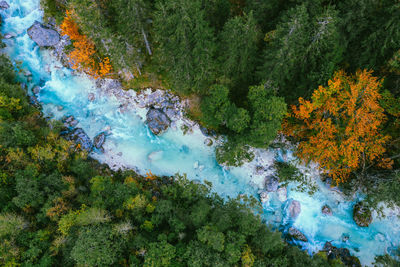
[218,12,260,96]
[70,225,123,266]
[0,213,26,238]
[339,0,400,71]
[245,84,287,147]
[197,225,225,252]
[275,161,317,194]
[216,140,254,167]
[201,84,231,129]
[154,0,217,94]
[144,240,176,267]
[258,4,343,102]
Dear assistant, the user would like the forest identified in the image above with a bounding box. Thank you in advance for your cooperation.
[41,0,400,205]
[0,52,348,267]
[1,0,400,265]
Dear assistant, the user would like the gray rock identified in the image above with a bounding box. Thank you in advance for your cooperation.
[164,107,178,120]
[0,1,9,9]
[4,33,14,39]
[287,199,301,219]
[117,152,123,156]
[264,175,279,192]
[204,138,213,146]
[146,108,171,135]
[65,128,93,151]
[288,227,308,242]
[88,93,95,101]
[27,21,60,47]
[32,86,40,94]
[322,204,332,216]
[353,202,372,227]
[93,133,106,149]
[62,115,78,128]
[255,165,264,175]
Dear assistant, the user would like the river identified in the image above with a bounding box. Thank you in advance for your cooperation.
[1,0,399,265]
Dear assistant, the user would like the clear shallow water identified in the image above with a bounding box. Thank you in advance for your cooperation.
[1,1,399,265]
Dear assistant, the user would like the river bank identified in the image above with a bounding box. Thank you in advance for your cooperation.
[1,1,400,265]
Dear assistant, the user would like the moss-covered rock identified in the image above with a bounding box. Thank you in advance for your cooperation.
[353,202,372,227]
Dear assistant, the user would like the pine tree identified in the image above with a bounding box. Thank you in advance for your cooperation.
[154,0,217,94]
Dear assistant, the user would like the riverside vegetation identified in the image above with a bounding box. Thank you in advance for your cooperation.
[1,0,400,265]
[0,52,345,267]
[42,0,400,213]
[41,0,400,181]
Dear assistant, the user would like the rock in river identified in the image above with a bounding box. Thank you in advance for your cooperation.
[264,175,279,192]
[353,202,372,227]
[27,21,60,47]
[0,1,9,9]
[62,115,78,128]
[93,132,106,149]
[204,138,213,146]
[287,199,301,219]
[322,204,332,216]
[288,227,308,242]
[65,128,93,151]
[146,108,171,135]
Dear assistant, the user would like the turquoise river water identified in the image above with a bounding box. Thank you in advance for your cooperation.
[1,1,400,265]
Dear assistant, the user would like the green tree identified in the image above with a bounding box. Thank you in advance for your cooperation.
[218,12,260,97]
[70,225,123,266]
[144,240,176,267]
[201,84,231,129]
[339,0,400,70]
[245,84,287,148]
[258,4,343,102]
[154,0,217,94]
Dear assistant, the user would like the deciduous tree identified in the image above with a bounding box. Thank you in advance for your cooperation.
[285,70,391,183]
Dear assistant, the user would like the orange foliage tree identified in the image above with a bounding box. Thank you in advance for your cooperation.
[284,70,392,183]
[60,10,112,79]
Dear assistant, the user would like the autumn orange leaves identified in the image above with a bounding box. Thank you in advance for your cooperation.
[60,10,112,79]
[285,70,392,183]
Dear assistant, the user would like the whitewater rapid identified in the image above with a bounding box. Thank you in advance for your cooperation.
[1,0,399,265]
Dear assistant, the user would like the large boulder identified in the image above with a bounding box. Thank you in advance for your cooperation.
[146,108,171,135]
[323,242,361,267]
[353,202,372,227]
[264,175,279,192]
[66,128,93,151]
[287,199,301,219]
[288,227,308,242]
[27,21,60,47]
[204,138,213,146]
[93,132,106,149]
[322,204,332,216]
[0,1,9,9]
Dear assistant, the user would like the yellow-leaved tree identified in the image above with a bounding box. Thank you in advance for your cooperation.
[284,70,392,183]
[60,10,112,79]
